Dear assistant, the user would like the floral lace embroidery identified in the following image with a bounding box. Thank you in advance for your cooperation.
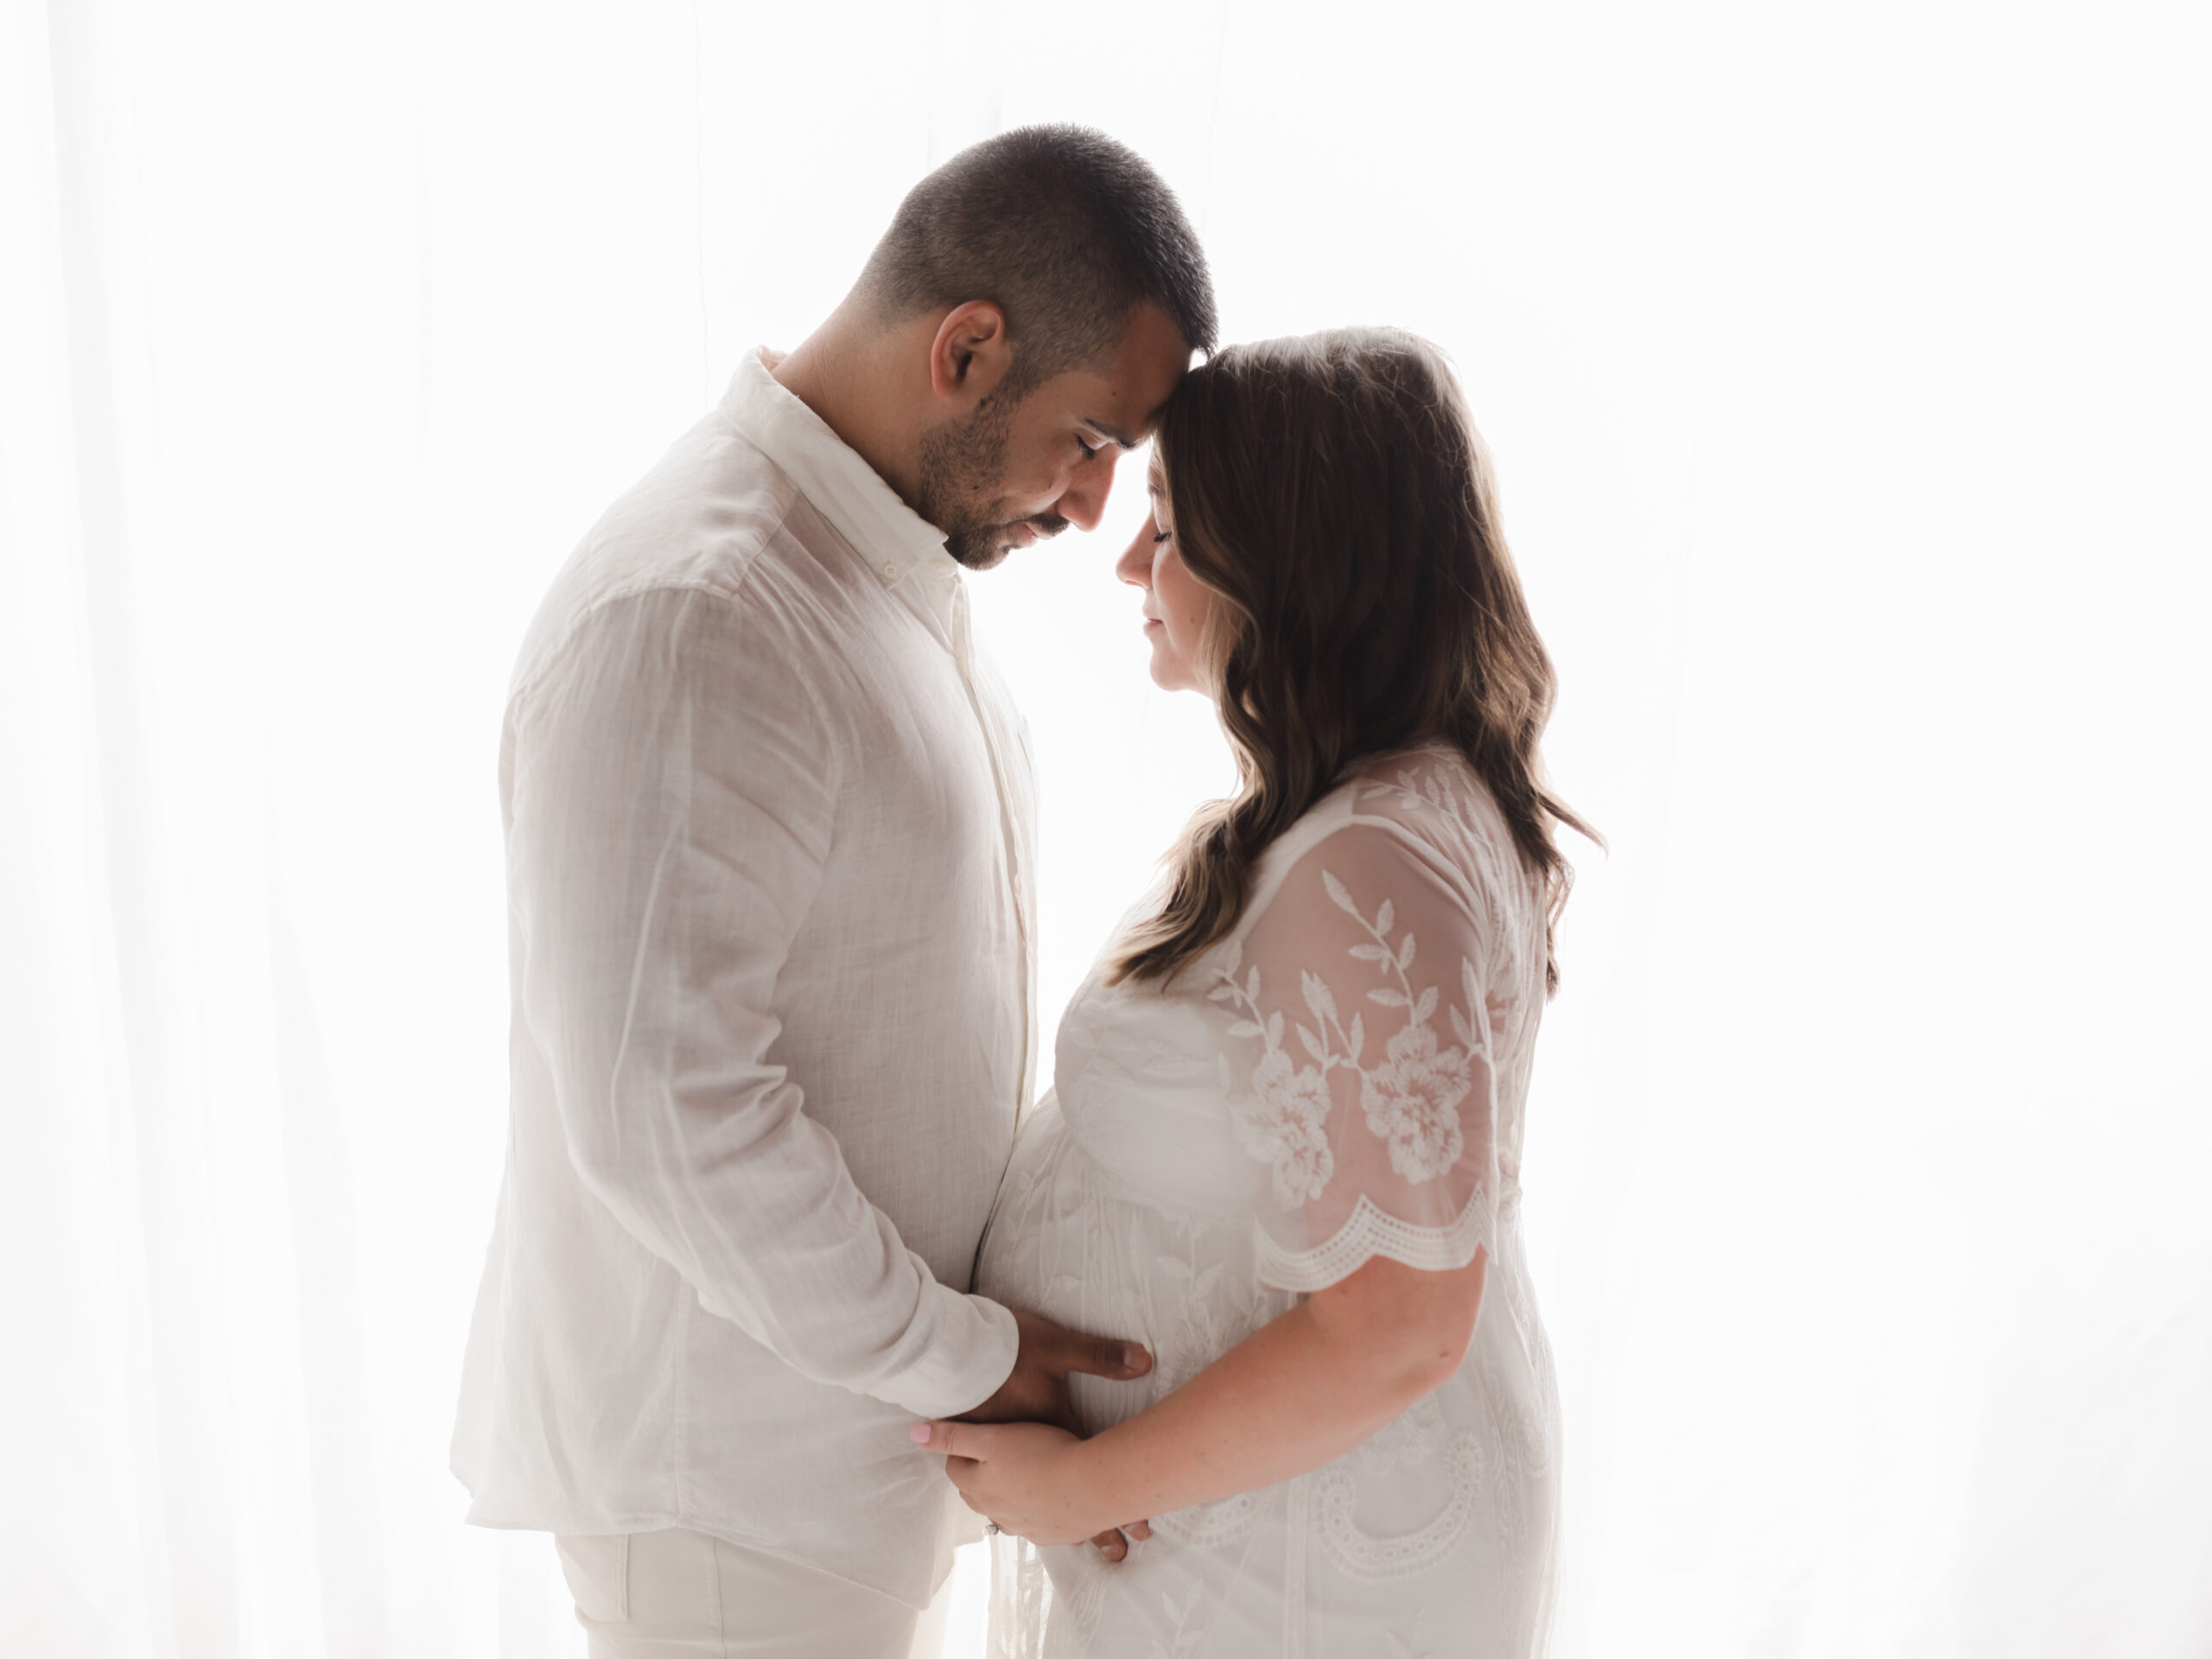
[1360,761,1526,975]
[1148,1580,1208,1659]
[1360,763,1484,835]
[1147,1253,1272,1549]
[1478,1350,1554,1554]
[1353,1395,1450,1477]
[1151,1489,1261,1548]
[1315,1427,1486,1582]
[1210,870,1487,1205]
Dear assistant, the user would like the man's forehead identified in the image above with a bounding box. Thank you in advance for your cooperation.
[1083,308,1192,433]
[1073,366,1186,447]
[1062,383,1168,451]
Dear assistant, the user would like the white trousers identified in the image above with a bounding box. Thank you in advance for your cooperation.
[554,1528,949,1659]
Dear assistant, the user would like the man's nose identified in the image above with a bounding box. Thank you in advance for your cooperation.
[1054,449,1118,533]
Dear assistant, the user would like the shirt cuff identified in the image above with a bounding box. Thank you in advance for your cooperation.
[871,1284,1020,1421]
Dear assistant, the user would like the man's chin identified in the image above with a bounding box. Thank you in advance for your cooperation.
[948,518,1062,571]
[946,534,1015,573]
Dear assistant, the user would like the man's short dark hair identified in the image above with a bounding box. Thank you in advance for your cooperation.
[858,124,1217,391]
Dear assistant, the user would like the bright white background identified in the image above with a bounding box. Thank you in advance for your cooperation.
[3,1,2208,1655]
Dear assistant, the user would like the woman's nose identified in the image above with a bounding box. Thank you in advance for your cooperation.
[1114,528,1154,589]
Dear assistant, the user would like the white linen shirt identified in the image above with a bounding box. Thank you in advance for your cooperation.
[450,348,1033,1610]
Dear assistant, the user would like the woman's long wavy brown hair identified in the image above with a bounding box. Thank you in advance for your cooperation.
[1107,327,1597,994]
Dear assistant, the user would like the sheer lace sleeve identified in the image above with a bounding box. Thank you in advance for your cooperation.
[1205,821,1499,1294]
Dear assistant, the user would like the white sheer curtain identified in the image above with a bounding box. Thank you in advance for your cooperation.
[3,1,2206,1656]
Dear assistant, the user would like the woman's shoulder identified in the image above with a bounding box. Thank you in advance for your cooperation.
[1240,746,1533,935]
[1294,746,1519,865]
[1343,744,1508,834]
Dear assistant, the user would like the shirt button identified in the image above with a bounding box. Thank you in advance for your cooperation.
[882,561,899,580]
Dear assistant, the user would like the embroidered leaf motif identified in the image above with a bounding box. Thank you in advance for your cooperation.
[1321,868,1360,919]
[1375,898,1395,938]
[1228,1020,1264,1039]
[1398,932,1417,970]
[1369,988,1409,1007]
[1350,943,1390,963]
[1348,1013,1365,1064]
[1301,969,1338,1027]
[1414,984,1438,1023]
[1297,1022,1327,1064]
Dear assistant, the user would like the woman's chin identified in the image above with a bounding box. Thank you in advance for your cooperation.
[1144,652,1191,695]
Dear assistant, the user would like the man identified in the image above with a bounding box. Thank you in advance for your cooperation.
[450,126,1216,1657]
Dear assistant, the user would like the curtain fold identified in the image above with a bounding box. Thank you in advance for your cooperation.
[8,2,367,1649]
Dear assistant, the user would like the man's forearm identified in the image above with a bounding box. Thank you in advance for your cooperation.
[556,1071,1019,1417]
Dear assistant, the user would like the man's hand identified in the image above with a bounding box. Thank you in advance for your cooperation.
[959,1308,1154,1560]
[963,1308,1152,1434]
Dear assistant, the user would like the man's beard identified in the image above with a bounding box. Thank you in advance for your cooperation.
[912,392,1068,570]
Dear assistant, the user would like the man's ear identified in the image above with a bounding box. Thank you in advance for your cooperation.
[927,302,1014,409]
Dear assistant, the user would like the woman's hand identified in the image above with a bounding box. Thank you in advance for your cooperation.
[917,1252,1486,1560]
[911,1420,1152,1553]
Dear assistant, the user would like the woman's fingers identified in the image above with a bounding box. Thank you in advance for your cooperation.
[1124,1519,1151,1541]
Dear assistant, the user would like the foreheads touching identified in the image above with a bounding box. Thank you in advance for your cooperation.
[856,125,1216,568]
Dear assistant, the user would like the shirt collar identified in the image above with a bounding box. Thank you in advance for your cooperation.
[719,347,960,589]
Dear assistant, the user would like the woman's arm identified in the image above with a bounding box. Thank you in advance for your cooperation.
[914,1248,1486,1547]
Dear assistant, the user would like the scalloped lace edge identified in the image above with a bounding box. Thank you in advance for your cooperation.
[1255,1187,1492,1293]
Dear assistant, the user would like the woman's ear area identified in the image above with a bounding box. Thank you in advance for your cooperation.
[927,301,1014,406]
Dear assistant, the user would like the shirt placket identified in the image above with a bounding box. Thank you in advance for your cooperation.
[940,569,1034,1118]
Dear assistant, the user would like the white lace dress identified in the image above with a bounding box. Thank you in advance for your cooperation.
[977,749,1560,1659]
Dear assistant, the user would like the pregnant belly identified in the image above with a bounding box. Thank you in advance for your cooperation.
[976,1092,1292,1438]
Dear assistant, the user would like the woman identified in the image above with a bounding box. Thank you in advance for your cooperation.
[919,327,1592,1656]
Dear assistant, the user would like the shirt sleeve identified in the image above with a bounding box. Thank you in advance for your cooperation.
[1205,820,1501,1294]
[507,582,1018,1420]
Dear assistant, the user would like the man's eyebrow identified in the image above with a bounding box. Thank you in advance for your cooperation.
[1083,419,1141,450]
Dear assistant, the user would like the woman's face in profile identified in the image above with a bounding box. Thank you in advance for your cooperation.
[1116,461,1224,695]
